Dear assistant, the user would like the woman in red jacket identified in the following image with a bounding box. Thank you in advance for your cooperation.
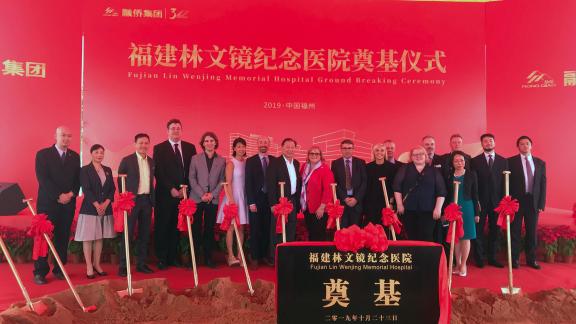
[300,146,335,241]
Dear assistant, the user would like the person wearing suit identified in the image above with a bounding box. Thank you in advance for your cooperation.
[300,146,334,241]
[33,126,81,285]
[117,134,155,276]
[393,146,446,242]
[267,138,302,259]
[441,134,472,179]
[245,136,275,269]
[153,119,196,269]
[422,135,445,168]
[331,140,367,228]
[509,136,546,270]
[445,151,480,277]
[189,132,226,268]
[470,133,507,268]
[75,144,116,279]
[383,139,405,168]
[364,144,398,226]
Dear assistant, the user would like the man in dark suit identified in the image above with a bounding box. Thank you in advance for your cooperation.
[188,132,226,268]
[117,133,155,276]
[470,133,507,268]
[267,138,302,259]
[441,134,472,179]
[422,135,444,167]
[331,140,367,227]
[508,135,546,270]
[153,119,196,269]
[245,136,275,269]
[33,126,80,285]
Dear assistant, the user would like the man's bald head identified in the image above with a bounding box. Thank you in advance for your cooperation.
[55,126,72,150]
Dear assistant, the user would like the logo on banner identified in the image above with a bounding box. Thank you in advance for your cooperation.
[564,71,576,87]
[521,70,556,88]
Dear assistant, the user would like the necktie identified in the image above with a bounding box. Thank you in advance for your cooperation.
[261,156,268,192]
[174,144,184,178]
[345,159,352,191]
[488,155,494,169]
[61,151,66,163]
[525,156,534,194]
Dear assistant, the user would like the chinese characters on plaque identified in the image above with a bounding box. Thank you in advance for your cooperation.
[2,60,46,78]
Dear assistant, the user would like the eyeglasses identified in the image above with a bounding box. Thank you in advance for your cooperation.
[411,153,426,157]
[309,152,321,156]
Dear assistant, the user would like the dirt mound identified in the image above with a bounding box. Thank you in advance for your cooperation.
[0,278,276,324]
[451,287,576,324]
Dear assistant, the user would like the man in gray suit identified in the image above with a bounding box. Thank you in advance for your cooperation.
[188,132,226,268]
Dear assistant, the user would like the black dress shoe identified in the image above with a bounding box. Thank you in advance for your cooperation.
[157,261,168,270]
[204,259,216,269]
[137,265,154,274]
[527,262,541,270]
[33,274,47,285]
[53,272,65,280]
[475,259,485,268]
[93,267,108,276]
[86,273,96,279]
[512,260,519,269]
[488,259,504,268]
[118,267,127,277]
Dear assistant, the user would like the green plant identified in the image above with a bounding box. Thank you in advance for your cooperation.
[68,240,83,256]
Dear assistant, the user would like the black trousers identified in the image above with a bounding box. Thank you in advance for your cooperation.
[341,201,362,228]
[248,191,271,261]
[472,208,500,262]
[154,196,180,265]
[120,195,152,268]
[403,210,436,242]
[270,195,298,260]
[192,202,218,262]
[304,210,328,241]
[512,193,539,264]
[33,201,75,277]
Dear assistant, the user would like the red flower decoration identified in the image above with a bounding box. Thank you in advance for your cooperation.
[364,222,389,252]
[27,214,53,260]
[334,225,366,252]
[381,207,402,235]
[177,199,197,232]
[112,192,136,232]
[326,200,345,230]
[444,203,464,244]
[220,203,240,231]
[495,195,520,230]
[273,197,293,234]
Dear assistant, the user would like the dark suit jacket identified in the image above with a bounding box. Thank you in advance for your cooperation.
[117,153,155,205]
[331,157,367,206]
[153,140,196,201]
[441,151,472,181]
[266,156,301,209]
[79,163,115,215]
[445,170,480,215]
[35,145,80,212]
[245,154,275,206]
[470,153,508,210]
[508,154,547,211]
[430,153,445,168]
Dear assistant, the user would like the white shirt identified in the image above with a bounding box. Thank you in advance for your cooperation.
[484,152,495,165]
[54,144,67,158]
[521,154,535,193]
[136,153,151,194]
[169,139,184,165]
[283,156,297,195]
